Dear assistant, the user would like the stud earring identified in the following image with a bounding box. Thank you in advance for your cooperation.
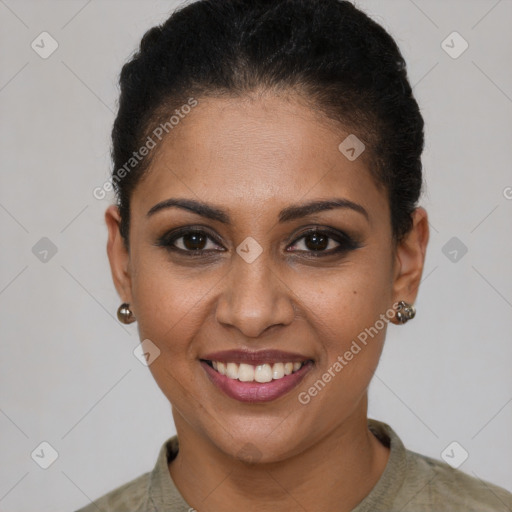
[117,303,136,324]
[395,300,416,324]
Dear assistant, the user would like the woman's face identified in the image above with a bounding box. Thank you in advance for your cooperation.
[106,92,428,462]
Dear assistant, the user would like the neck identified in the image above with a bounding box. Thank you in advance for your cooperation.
[169,397,390,512]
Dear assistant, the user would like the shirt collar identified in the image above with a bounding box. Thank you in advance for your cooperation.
[145,435,190,511]
[351,418,408,511]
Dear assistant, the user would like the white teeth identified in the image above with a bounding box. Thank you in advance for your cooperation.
[217,362,226,376]
[225,362,239,379]
[254,364,273,383]
[272,362,285,380]
[209,360,306,382]
[238,363,255,382]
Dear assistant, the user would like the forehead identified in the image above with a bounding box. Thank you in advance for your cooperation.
[131,94,387,222]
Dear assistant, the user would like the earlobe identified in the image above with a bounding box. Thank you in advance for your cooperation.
[391,207,430,309]
[105,205,133,304]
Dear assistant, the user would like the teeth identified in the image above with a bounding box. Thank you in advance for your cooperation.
[209,360,306,382]
[273,362,285,380]
[255,364,273,383]
[225,362,239,379]
[238,363,254,382]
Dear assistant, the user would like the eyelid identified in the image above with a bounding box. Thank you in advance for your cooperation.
[156,225,361,256]
[286,226,361,252]
[155,226,226,252]
[289,226,351,244]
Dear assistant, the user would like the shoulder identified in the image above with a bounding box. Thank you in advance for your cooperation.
[74,471,151,512]
[399,448,512,511]
[74,435,182,512]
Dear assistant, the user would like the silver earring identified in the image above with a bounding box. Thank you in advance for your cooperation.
[117,303,136,324]
[395,301,415,324]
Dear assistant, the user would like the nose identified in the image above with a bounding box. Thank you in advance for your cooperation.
[215,252,296,339]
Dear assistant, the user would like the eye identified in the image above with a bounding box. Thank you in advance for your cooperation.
[287,228,360,256]
[156,228,225,255]
[156,226,361,258]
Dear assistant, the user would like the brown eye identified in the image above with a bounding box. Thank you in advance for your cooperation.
[303,232,329,251]
[289,230,340,253]
[288,228,361,256]
[181,231,208,251]
[156,228,225,255]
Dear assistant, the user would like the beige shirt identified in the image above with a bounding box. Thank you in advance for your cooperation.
[75,418,512,511]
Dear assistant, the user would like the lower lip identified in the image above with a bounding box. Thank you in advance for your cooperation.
[201,361,313,403]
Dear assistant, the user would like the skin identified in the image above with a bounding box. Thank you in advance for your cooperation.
[105,91,429,512]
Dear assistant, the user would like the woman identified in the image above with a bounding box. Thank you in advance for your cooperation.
[77,0,512,510]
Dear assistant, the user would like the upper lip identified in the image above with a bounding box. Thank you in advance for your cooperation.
[201,349,312,365]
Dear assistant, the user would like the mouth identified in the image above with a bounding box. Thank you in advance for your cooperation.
[200,350,314,403]
[203,360,307,382]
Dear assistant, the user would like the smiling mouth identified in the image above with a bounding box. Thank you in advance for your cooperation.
[202,360,309,383]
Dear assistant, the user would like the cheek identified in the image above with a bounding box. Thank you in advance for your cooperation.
[129,262,210,411]
[131,265,211,354]
[129,248,235,386]
[290,257,393,401]
[295,259,392,342]
[292,279,390,431]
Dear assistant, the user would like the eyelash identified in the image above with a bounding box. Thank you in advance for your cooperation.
[155,226,361,258]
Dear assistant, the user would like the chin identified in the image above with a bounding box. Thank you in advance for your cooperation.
[203,418,307,465]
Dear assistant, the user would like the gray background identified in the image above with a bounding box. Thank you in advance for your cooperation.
[0,0,511,510]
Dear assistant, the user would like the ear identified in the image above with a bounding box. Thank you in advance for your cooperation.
[391,207,429,313]
[105,205,133,304]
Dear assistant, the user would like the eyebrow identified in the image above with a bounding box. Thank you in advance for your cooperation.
[146,197,369,223]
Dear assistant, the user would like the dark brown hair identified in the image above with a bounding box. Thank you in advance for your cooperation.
[111,0,424,247]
